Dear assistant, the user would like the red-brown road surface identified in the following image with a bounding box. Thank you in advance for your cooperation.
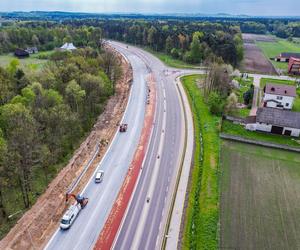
[94,75,156,250]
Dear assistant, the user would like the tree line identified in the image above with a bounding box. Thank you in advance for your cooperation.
[1,20,244,67]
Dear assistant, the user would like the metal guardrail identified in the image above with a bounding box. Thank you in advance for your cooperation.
[67,143,100,194]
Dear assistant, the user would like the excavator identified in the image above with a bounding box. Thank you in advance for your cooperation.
[65,193,89,208]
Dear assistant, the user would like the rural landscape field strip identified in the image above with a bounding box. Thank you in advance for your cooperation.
[181,75,220,250]
[220,141,300,249]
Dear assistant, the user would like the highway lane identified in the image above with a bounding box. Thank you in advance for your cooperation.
[45,48,149,250]
[111,42,185,250]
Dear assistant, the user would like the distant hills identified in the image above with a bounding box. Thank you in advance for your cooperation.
[0,11,299,21]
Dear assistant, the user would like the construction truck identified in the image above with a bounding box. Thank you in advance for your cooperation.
[60,194,88,230]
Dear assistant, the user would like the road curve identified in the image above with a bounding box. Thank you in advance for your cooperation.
[44,45,149,250]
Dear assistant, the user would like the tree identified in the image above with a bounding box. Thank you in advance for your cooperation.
[0,130,8,217]
[165,36,173,54]
[190,32,204,63]
[243,85,254,106]
[0,103,38,208]
[66,80,86,112]
[208,91,225,116]
[225,92,238,114]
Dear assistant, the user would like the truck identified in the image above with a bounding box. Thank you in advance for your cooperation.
[60,194,88,230]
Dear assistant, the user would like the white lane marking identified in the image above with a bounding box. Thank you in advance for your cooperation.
[130,99,167,250]
[44,46,135,250]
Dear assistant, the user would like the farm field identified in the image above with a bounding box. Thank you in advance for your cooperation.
[220,140,300,250]
[242,43,277,75]
[257,40,300,71]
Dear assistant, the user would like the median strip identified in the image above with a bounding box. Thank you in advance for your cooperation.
[94,74,156,250]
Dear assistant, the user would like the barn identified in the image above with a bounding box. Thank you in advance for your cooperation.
[14,48,30,58]
[275,52,300,62]
[288,57,300,75]
[246,107,300,137]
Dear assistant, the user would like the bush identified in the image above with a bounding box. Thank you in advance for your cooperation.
[208,91,224,115]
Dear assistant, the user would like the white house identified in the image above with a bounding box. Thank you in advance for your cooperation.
[60,43,77,51]
[263,83,296,110]
[246,107,300,137]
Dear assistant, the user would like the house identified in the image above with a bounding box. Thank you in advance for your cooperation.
[14,48,30,58]
[288,57,300,75]
[246,107,300,137]
[263,83,296,110]
[275,52,300,62]
[25,47,38,54]
[60,43,77,51]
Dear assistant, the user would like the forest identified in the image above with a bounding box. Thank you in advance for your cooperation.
[0,23,121,237]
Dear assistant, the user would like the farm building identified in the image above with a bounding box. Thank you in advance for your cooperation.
[288,57,300,75]
[60,43,77,51]
[263,83,296,109]
[246,107,300,137]
[275,52,300,62]
[14,48,30,58]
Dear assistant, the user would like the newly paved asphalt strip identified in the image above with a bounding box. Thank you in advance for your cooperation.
[44,47,149,250]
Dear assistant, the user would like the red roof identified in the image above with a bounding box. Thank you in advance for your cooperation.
[265,83,296,97]
[288,57,300,74]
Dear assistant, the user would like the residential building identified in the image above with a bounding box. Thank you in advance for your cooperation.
[263,83,296,110]
[60,43,77,51]
[246,108,300,137]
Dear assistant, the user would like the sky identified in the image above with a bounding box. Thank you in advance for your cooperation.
[0,0,299,16]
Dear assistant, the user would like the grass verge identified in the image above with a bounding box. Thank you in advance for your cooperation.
[222,120,300,148]
[181,74,220,250]
[144,48,200,69]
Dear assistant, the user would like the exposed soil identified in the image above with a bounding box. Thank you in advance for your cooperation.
[242,33,277,43]
[242,43,278,75]
[0,46,133,250]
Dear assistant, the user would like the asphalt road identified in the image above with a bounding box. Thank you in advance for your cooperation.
[111,42,187,250]
[44,44,149,250]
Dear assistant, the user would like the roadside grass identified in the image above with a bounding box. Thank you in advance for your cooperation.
[181,74,220,250]
[220,140,300,249]
[144,48,200,69]
[256,40,300,71]
[260,78,300,112]
[221,120,300,148]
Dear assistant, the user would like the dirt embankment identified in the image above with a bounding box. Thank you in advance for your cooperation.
[0,46,132,250]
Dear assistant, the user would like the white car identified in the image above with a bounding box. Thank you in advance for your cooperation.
[60,203,81,230]
[95,170,104,183]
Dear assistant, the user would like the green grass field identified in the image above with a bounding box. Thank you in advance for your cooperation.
[181,75,220,250]
[220,140,300,249]
[260,78,300,112]
[0,52,51,71]
[257,40,300,71]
